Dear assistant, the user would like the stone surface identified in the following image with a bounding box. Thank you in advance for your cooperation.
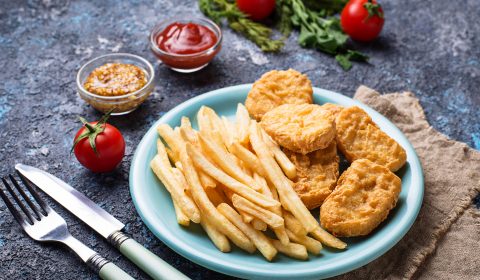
[0,0,478,279]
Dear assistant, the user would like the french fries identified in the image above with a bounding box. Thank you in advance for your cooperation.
[249,122,318,232]
[284,210,307,237]
[229,142,267,177]
[236,103,250,144]
[286,229,322,255]
[232,194,283,229]
[271,239,308,260]
[311,226,347,249]
[218,203,277,261]
[150,142,201,224]
[172,201,190,226]
[150,104,347,262]
[201,218,231,252]
[187,143,279,208]
[179,151,255,253]
[198,132,261,191]
[260,129,297,180]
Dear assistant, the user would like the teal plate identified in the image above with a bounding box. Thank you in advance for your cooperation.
[129,84,424,279]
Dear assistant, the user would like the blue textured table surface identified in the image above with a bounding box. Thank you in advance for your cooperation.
[0,0,479,279]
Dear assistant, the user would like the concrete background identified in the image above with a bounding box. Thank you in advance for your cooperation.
[0,0,479,279]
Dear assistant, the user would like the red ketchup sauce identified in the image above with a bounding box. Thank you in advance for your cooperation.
[152,21,220,72]
[157,22,217,55]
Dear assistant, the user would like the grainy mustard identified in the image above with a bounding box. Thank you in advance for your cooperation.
[84,63,147,96]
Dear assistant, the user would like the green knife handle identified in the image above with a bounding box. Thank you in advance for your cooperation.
[99,263,135,280]
[109,231,190,280]
[87,253,134,280]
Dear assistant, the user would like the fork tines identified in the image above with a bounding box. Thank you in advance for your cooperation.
[0,173,50,227]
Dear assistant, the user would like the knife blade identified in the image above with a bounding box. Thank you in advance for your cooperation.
[15,164,124,238]
[16,163,190,280]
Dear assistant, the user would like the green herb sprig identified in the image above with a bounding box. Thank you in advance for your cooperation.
[199,0,284,52]
[199,0,368,70]
[286,0,368,70]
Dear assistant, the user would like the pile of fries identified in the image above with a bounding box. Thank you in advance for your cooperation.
[150,104,346,261]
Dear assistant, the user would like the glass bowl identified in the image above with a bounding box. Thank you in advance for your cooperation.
[77,53,155,115]
[150,17,222,73]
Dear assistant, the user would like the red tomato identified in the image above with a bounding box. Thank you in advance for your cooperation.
[341,0,385,42]
[73,117,125,173]
[236,0,276,21]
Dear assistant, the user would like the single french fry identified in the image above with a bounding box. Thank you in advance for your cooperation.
[249,122,318,232]
[271,239,308,260]
[229,142,267,177]
[157,124,183,158]
[286,229,322,255]
[180,117,198,144]
[200,218,231,252]
[171,167,189,192]
[197,106,213,132]
[187,143,280,208]
[150,155,201,223]
[221,116,237,145]
[199,172,217,188]
[311,226,347,249]
[273,226,290,246]
[173,200,190,226]
[203,107,232,147]
[260,129,297,180]
[198,132,261,191]
[252,219,267,231]
[157,140,172,165]
[232,194,284,229]
[179,151,255,253]
[236,103,250,144]
[284,210,308,237]
[218,203,277,261]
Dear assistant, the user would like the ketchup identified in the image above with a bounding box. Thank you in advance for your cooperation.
[156,22,218,55]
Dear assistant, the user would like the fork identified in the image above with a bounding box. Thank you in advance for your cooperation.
[0,173,135,280]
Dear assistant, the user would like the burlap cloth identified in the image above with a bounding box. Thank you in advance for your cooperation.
[332,86,480,280]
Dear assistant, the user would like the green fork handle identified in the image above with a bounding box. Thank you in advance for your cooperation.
[110,231,190,280]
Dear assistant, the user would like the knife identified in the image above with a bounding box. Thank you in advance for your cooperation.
[16,164,190,280]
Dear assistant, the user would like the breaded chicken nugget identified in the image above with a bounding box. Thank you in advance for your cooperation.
[261,104,336,154]
[320,159,401,237]
[336,106,406,171]
[245,69,313,120]
[320,103,343,119]
[284,141,339,210]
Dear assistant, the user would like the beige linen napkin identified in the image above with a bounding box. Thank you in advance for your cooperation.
[333,86,480,280]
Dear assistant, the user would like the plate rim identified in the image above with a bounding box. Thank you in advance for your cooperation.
[129,84,424,279]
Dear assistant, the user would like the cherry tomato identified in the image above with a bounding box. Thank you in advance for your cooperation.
[341,0,384,42]
[236,0,276,21]
[72,114,125,173]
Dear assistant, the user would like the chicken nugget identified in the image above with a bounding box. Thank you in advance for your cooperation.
[284,141,339,210]
[261,104,335,154]
[320,159,401,237]
[245,69,313,120]
[336,106,406,171]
